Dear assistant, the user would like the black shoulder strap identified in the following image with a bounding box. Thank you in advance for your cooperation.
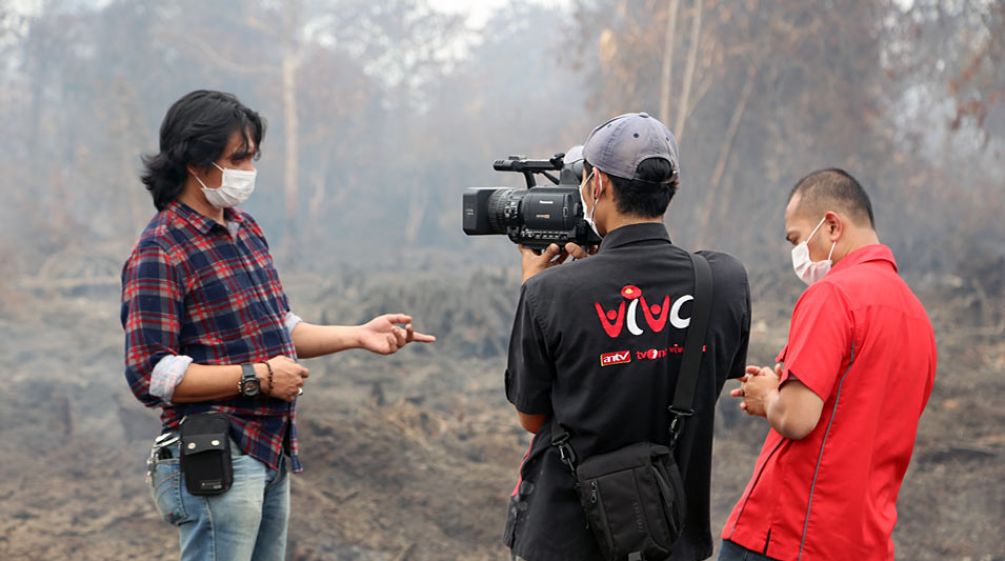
[668,252,714,447]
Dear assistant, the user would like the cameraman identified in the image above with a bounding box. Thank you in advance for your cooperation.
[503,112,751,561]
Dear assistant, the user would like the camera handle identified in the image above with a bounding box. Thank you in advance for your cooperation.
[493,154,565,188]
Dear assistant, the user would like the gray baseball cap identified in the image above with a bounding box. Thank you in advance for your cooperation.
[582,112,679,183]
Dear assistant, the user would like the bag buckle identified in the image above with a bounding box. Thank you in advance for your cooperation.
[557,442,577,466]
[668,406,694,443]
[551,432,577,468]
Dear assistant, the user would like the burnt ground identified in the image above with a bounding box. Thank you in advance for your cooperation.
[0,266,1002,561]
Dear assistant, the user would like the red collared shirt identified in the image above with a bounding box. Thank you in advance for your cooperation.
[722,244,936,561]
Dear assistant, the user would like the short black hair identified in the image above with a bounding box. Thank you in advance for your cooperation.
[583,158,678,218]
[788,168,875,228]
[141,90,266,211]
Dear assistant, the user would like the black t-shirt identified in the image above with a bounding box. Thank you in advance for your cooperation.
[504,223,750,561]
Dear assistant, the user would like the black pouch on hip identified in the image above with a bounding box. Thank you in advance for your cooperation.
[179,412,233,496]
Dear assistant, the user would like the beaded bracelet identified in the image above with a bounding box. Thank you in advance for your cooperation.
[261,361,274,395]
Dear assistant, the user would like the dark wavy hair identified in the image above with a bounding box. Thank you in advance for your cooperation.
[584,157,679,218]
[141,90,266,211]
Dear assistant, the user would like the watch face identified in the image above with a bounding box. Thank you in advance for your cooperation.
[242,380,260,397]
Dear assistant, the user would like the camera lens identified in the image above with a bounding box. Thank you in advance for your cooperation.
[487,189,521,234]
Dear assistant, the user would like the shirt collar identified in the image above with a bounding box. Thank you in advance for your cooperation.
[167,200,243,236]
[830,243,898,274]
[599,222,672,251]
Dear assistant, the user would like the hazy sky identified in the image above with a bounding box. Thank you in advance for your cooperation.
[11,0,572,25]
[428,0,571,27]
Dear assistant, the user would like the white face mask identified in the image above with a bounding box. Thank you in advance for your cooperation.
[195,162,257,209]
[791,216,836,285]
[580,170,602,238]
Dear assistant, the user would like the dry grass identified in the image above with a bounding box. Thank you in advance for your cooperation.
[0,268,1001,561]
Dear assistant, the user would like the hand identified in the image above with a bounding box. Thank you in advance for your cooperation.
[357,313,436,355]
[731,364,782,417]
[261,356,309,402]
[519,242,596,283]
[566,242,599,260]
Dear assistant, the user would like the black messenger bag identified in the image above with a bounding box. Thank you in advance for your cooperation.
[179,412,234,496]
[552,252,714,561]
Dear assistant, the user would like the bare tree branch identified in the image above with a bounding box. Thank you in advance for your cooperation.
[674,0,702,139]
[659,0,680,124]
[281,0,303,259]
[695,64,757,248]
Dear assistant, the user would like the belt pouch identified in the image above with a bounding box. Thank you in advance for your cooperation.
[179,412,233,496]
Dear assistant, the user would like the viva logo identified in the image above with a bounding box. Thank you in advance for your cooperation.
[594,284,693,339]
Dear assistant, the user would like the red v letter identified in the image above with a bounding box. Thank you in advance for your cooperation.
[594,301,626,338]
[640,295,671,333]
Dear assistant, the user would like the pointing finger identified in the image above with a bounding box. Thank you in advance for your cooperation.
[409,331,437,343]
[403,323,437,344]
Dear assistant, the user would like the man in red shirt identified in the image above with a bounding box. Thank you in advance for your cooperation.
[719,169,937,561]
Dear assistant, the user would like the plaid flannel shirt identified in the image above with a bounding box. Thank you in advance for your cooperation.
[121,201,302,472]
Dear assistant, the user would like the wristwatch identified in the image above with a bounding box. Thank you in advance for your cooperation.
[239,363,261,398]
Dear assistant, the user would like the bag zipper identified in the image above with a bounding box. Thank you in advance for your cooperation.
[591,480,617,554]
[650,464,678,546]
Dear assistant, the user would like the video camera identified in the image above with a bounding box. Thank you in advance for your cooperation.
[462,146,602,250]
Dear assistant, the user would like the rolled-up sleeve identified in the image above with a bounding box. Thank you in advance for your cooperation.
[284,311,303,337]
[149,354,194,403]
[120,241,185,408]
[505,283,555,415]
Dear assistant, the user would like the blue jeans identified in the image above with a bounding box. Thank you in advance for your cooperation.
[717,540,777,561]
[148,436,290,561]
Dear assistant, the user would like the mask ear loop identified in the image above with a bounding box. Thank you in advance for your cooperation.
[805,215,837,262]
[194,173,212,190]
[816,217,837,261]
[586,173,603,226]
[583,171,601,223]
[192,163,222,190]
[582,171,594,201]
[807,216,827,242]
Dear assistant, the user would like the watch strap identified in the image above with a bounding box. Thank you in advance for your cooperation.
[239,363,258,396]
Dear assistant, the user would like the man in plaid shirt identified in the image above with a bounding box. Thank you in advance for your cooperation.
[122,90,435,561]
